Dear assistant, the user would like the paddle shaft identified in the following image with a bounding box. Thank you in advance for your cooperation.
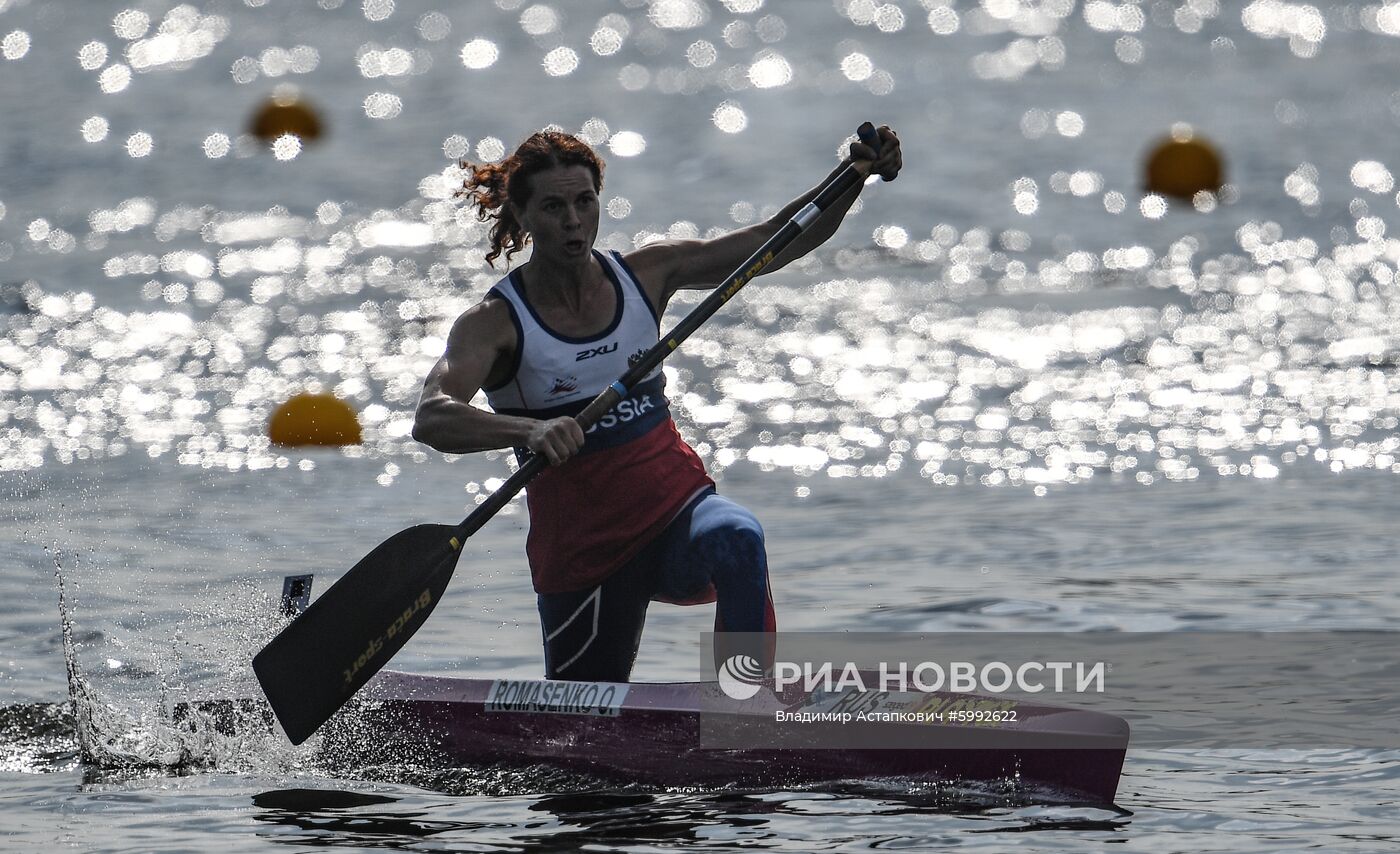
[452,125,882,543]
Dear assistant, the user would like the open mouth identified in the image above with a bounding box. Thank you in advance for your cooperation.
[565,239,586,252]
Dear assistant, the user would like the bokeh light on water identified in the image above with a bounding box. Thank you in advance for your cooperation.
[5,0,1400,496]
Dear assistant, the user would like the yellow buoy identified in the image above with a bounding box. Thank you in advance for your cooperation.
[250,88,324,143]
[1144,126,1224,200]
[268,393,361,447]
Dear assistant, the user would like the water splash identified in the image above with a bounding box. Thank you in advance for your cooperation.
[51,548,308,778]
[56,547,191,771]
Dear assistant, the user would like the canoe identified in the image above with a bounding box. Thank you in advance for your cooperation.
[182,670,1127,802]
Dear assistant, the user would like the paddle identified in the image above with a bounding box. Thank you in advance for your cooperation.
[253,123,886,745]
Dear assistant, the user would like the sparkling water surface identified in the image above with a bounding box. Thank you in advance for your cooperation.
[5,0,1400,850]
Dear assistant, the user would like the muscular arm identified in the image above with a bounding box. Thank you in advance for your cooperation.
[412,298,584,465]
[623,126,902,311]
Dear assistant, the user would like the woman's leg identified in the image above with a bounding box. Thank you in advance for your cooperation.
[536,543,658,682]
[653,492,776,666]
[538,491,776,681]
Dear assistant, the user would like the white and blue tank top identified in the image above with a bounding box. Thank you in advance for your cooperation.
[482,249,670,455]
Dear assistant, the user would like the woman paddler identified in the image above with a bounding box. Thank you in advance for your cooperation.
[413,126,902,682]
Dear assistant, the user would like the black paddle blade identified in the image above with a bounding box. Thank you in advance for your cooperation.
[252,523,464,744]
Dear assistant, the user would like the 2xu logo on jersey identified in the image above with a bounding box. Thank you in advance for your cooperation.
[574,340,656,432]
[575,342,618,361]
[576,341,648,367]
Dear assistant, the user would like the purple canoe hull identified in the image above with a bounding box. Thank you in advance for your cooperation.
[323,671,1128,803]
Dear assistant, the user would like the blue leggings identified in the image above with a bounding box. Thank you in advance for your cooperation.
[537,490,775,682]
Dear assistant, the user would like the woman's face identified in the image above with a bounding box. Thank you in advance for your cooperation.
[515,164,600,264]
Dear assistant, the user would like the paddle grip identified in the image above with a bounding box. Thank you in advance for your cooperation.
[857,122,882,157]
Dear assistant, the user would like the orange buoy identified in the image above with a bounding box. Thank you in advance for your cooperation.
[250,89,324,143]
[1144,127,1223,200]
[268,392,361,447]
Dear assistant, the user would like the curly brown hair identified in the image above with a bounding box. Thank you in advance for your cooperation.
[459,131,606,268]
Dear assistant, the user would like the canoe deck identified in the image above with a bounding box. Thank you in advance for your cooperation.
[308,671,1128,803]
[174,670,1126,802]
